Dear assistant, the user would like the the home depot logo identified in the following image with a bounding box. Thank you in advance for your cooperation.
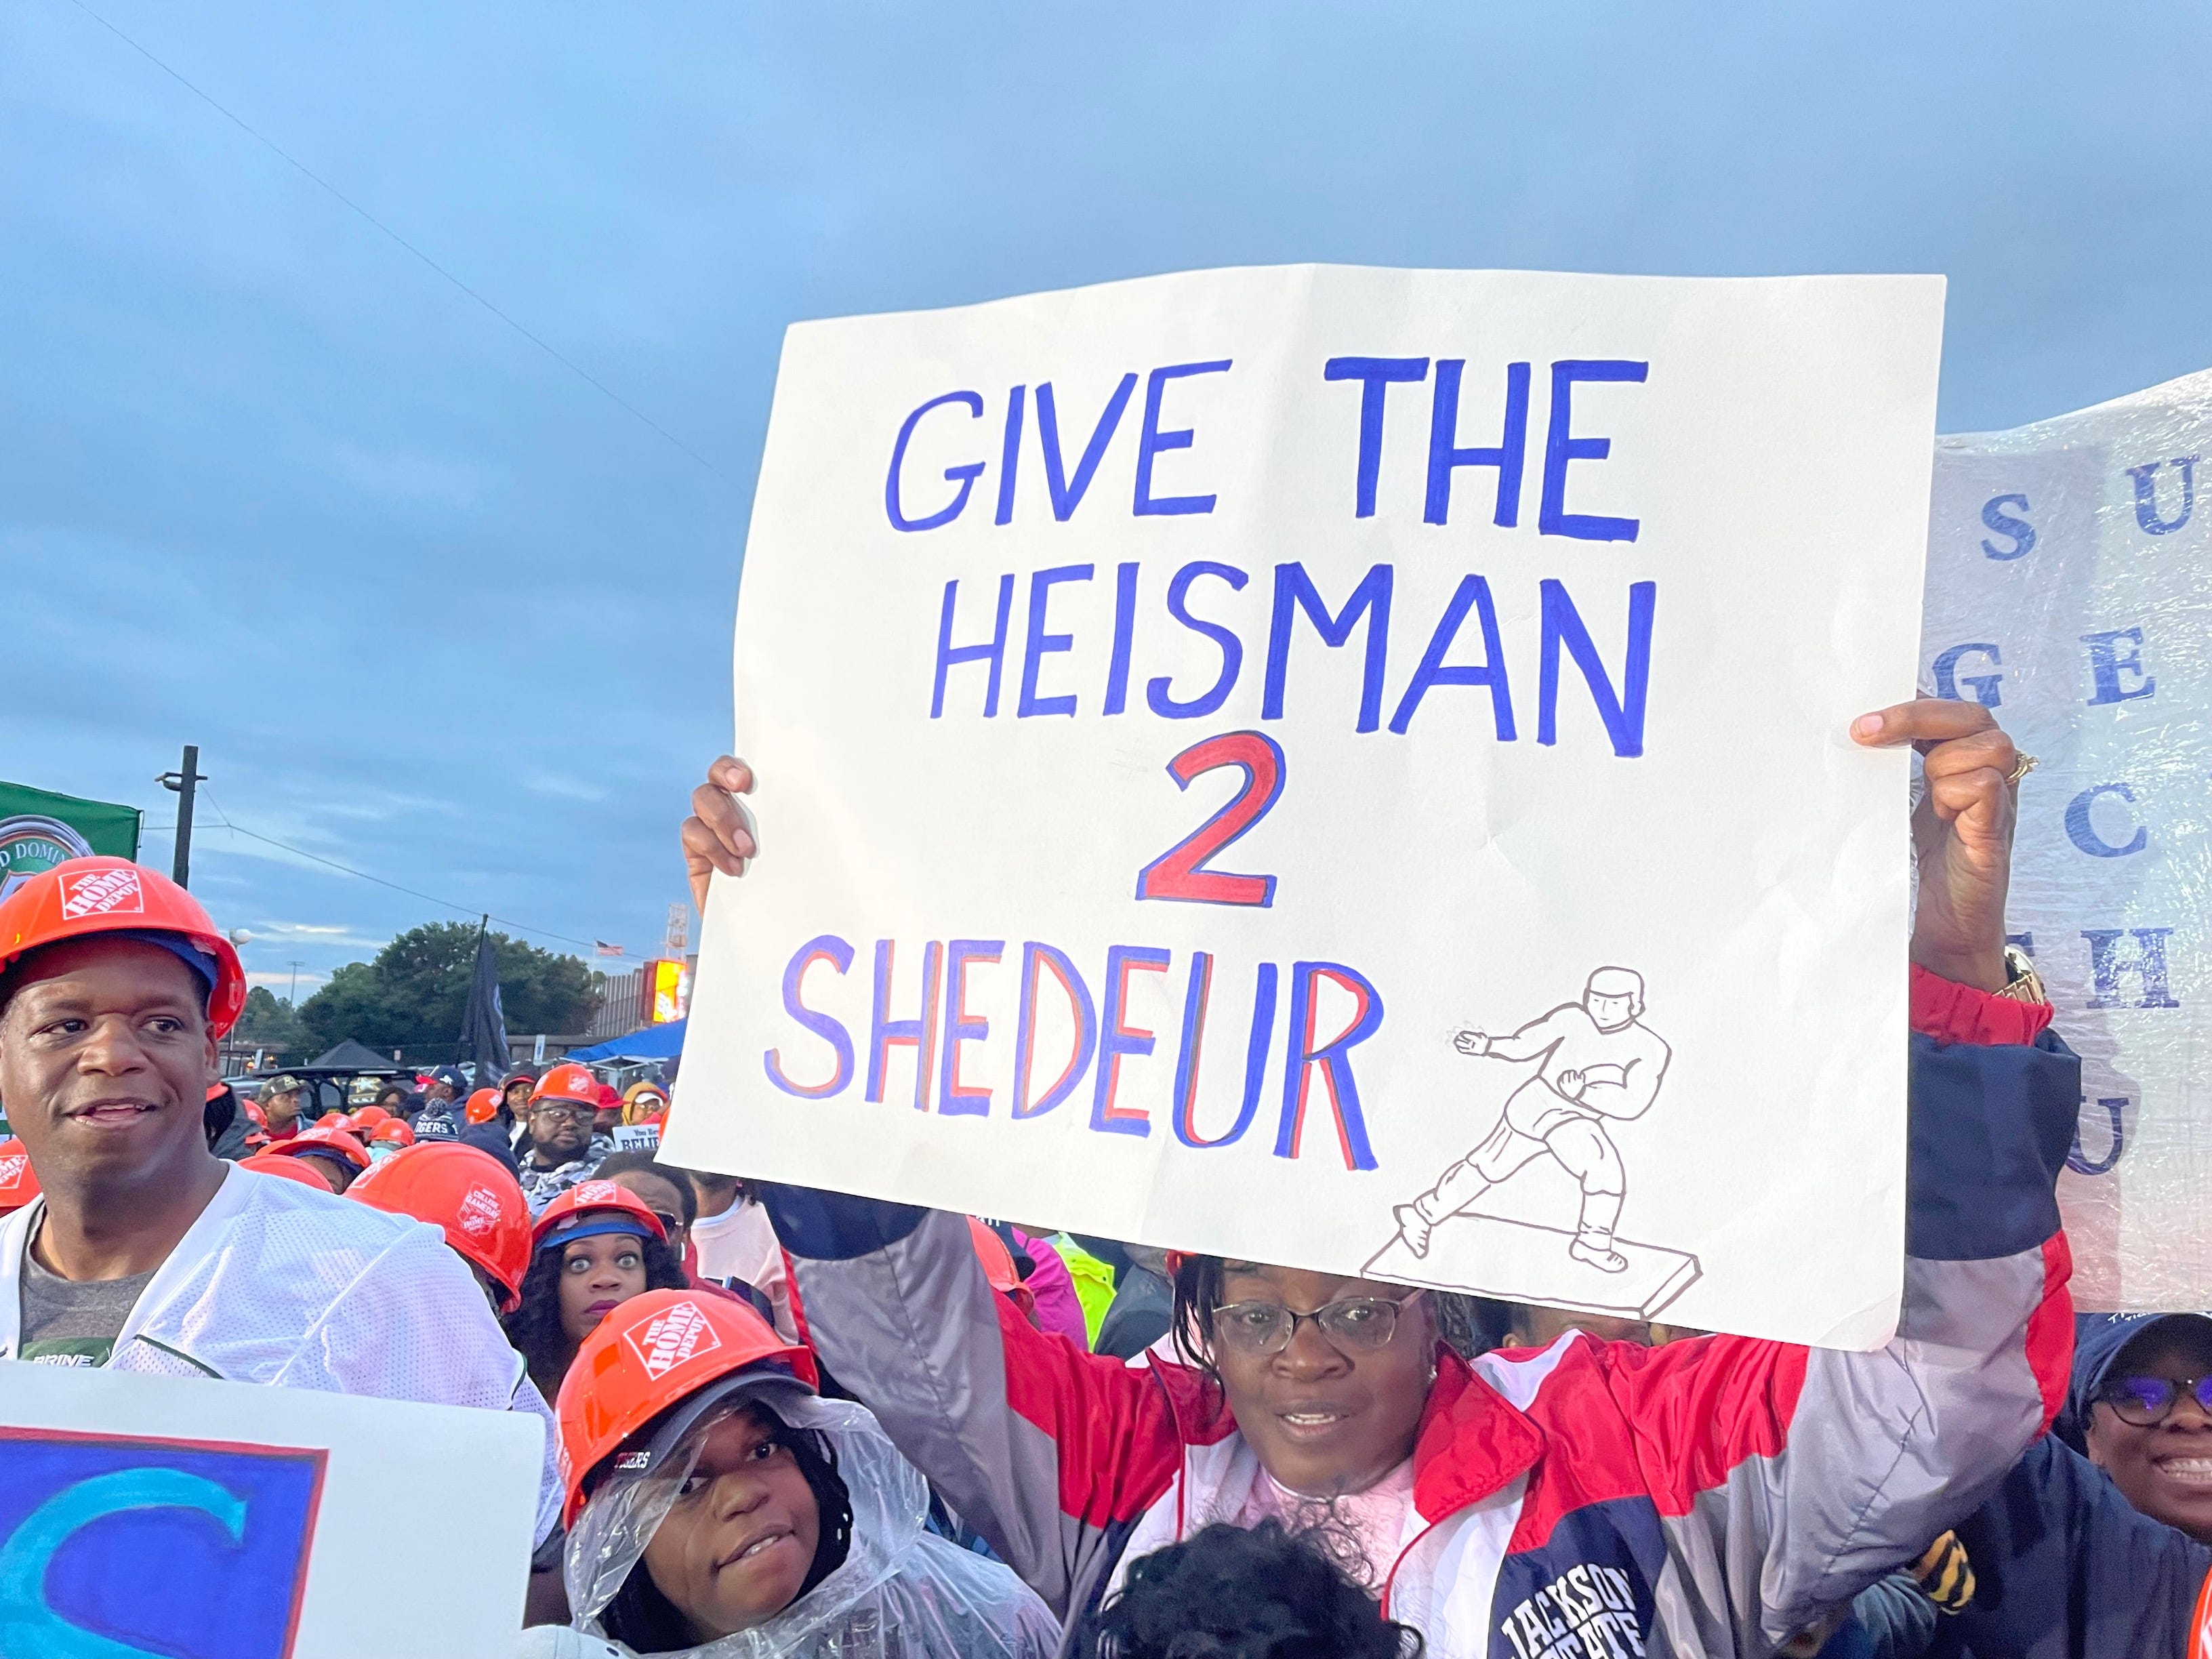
[456,1186,504,1239]
[59,867,143,920]
[571,1181,622,1207]
[0,1151,27,1193]
[623,1301,720,1379]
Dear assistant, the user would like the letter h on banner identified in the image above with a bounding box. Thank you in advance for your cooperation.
[933,575,1017,718]
[869,941,945,1108]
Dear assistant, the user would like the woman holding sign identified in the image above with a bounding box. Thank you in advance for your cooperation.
[678,697,2078,1659]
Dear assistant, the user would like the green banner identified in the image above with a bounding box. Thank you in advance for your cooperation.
[0,781,142,902]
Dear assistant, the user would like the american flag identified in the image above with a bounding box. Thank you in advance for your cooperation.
[594,941,624,958]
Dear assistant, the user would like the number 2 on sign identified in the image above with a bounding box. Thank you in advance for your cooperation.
[1135,731,1286,907]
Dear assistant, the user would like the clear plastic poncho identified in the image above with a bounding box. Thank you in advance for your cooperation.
[543,1393,1059,1659]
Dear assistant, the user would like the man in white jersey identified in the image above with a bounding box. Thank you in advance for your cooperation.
[1393,966,1671,1273]
[0,857,562,1547]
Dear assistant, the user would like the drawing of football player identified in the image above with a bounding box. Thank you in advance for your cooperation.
[1393,966,1670,1273]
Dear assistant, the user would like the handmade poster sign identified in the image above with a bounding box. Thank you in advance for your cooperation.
[0,1361,541,1658]
[668,265,1945,1349]
[1923,367,2211,1313]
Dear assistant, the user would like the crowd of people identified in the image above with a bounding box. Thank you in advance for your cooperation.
[0,696,2206,1657]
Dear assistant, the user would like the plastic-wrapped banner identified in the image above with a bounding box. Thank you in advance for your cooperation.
[1924,369,2211,1313]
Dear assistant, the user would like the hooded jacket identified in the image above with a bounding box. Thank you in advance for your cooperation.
[754,971,2078,1659]
[519,1395,1058,1659]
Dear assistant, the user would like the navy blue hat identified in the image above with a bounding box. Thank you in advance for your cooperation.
[2060,1311,2212,1450]
[107,928,220,1002]
[412,1106,459,1143]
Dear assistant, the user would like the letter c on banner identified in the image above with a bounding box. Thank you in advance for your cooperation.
[2066,783,2148,859]
[886,392,986,531]
[0,1469,247,1659]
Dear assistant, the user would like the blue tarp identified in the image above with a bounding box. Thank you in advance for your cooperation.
[564,1018,687,1063]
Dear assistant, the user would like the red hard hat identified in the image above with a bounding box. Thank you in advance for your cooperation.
[273,1126,370,1170]
[352,1104,392,1130]
[531,1063,598,1107]
[369,1119,415,1147]
[554,1289,818,1526]
[968,1217,1023,1296]
[530,1179,668,1251]
[462,1088,501,1126]
[0,859,247,1038]
[241,1100,269,1130]
[241,1153,337,1189]
[350,1143,531,1311]
[316,1111,353,1132]
[0,1139,41,1213]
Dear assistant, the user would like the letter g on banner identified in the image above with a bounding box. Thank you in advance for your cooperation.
[886,391,986,531]
[1931,641,2005,708]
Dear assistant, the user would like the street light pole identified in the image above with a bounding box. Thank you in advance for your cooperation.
[156,745,207,888]
[288,961,305,1005]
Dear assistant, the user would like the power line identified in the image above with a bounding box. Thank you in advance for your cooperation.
[197,790,606,954]
[66,0,727,481]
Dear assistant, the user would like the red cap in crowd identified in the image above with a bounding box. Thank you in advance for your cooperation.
[350,1143,531,1311]
[0,1139,40,1214]
[369,1119,415,1148]
[462,1088,501,1125]
[273,1126,370,1171]
[554,1289,818,1525]
[352,1104,392,1131]
[241,1153,337,1190]
[531,1063,598,1107]
[0,858,247,1037]
[531,1180,668,1252]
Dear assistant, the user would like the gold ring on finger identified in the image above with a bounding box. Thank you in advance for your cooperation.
[2005,753,2038,785]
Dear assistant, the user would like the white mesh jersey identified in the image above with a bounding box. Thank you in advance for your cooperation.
[0,1163,561,1544]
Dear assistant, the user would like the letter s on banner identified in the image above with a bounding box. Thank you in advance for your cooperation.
[764,936,856,1099]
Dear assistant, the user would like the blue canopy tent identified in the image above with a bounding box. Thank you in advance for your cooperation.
[565,1018,687,1064]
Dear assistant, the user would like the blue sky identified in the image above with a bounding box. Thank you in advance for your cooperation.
[5,1,2206,1003]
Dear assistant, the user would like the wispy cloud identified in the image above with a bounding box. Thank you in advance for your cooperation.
[520,771,609,804]
[327,441,497,509]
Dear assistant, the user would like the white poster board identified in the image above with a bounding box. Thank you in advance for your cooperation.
[668,265,1944,1349]
[0,1362,541,1658]
[1924,368,2212,1312]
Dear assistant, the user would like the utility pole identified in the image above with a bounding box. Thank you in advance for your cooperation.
[288,961,305,1005]
[156,745,207,888]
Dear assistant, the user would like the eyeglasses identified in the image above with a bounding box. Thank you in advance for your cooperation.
[650,1211,682,1237]
[531,1103,595,1125]
[1210,1290,1425,1357]
[2100,1374,2212,1427]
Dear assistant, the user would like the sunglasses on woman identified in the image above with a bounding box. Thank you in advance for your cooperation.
[2098,1373,2212,1427]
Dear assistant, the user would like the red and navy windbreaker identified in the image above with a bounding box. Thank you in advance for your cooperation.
[758,970,2078,1658]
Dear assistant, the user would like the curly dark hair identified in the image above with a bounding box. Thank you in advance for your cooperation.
[1094,1521,1422,1659]
[503,1227,689,1401]
[597,1401,855,1652]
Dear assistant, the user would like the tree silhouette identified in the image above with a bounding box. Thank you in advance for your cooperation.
[299,922,593,1052]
